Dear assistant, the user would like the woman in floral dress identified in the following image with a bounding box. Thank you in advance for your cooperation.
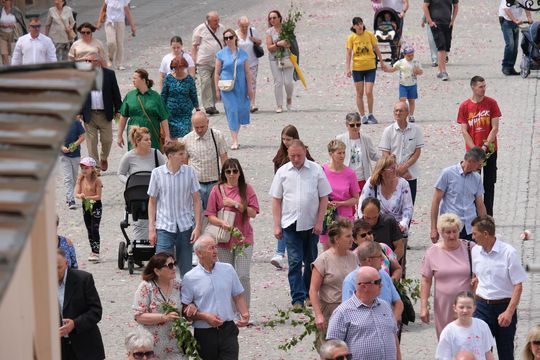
[132,252,188,359]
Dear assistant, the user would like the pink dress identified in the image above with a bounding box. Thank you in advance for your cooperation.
[320,164,360,244]
[205,183,260,250]
[421,241,473,338]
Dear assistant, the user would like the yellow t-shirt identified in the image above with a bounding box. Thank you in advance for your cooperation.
[346,32,377,71]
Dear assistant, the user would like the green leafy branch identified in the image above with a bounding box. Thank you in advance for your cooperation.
[482,142,496,167]
[276,3,302,59]
[82,199,96,212]
[263,305,317,351]
[393,278,420,303]
[160,303,202,360]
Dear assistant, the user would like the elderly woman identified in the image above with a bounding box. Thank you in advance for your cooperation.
[117,69,171,151]
[336,112,379,192]
[215,28,253,150]
[68,22,106,62]
[420,213,474,339]
[44,0,75,61]
[161,56,199,139]
[309,218,359,346]
[236,16,262,113]
[319,139,360,250]
[205,158,259,307]
[133,252,193,359]
[523,324,540,360]
[125,327,155,360]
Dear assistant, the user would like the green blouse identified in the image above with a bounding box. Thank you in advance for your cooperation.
[120,88,170,150]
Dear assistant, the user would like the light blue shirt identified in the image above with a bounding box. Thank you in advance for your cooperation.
[342,268,400,305]
[435,163,484,234]
[181,262,244,328]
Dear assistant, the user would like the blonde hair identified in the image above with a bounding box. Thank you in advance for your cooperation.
[327,139,346,154]
[327,218,352,245]
[523,324,540,360]
[369,155,397,187]
[129,126,150,147]
[436,213,463,233]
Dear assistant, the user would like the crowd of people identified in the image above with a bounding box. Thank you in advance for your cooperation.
[1,0,531,358]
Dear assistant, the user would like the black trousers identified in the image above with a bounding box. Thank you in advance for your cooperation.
[481,152,497,216]
[194,321,239,360]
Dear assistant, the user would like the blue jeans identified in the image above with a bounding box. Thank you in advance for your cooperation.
[474,300,517,359]
[283,223,319,305]
[156,228,193,276]
[500,18,519,69]
[199,181,217,210]
[275,238,286,256]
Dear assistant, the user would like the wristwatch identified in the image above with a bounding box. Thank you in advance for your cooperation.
[234,203,240,209]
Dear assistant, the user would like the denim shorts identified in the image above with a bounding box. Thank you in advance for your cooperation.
[352,69,376,83]
[399,84,418,99]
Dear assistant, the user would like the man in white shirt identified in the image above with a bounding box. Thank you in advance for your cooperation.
[270,139,332,307]
[11,17,56,65]
[471,215,527,360]
[498,0,532,75]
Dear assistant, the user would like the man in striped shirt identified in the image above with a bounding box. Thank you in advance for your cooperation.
[326,266,401,360]
[148,141,202,276]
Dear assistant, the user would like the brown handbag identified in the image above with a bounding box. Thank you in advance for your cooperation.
[137,95,165,151]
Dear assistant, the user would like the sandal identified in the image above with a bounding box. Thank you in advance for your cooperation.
[231,144,240,150]
[250,106,258,113]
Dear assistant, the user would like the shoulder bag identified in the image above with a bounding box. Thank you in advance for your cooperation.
[204,185,236,243]
[250,27,264,58]
[204,22,223,49]
[217,55,237,92]
[137,95,165,151]
[55,8,76,42]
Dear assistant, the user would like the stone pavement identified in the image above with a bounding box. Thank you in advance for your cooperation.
[53,0,540,358]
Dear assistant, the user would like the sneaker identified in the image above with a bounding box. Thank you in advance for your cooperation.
[88,253,100,262]
[436,72,444,79]
[205,107,220,115]
[441,72,449,81]
[117,65,126,71]
[431,62,438,67]
[292,303,304,312]
[270,254,284,269]
[361,115,369,124]
[408,115,415,123]
[275,106,283,113]
[68,200,76,210]
[367,114,378,124]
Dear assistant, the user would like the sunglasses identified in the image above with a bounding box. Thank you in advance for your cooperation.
[331,355,352,360]
[223,35,235,41]
[30,24,41,28]
[348,123,361,128]
[532,340,540,345]
[132,351,155,359]
[162,261,177,270]
[358,279,382,286]
[80,30,92,35]
[225,169,239,175]
[358,230,372,238]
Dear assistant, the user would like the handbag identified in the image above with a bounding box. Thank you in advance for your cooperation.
[204,186,236,244]
[55,8,76,42]
[137,95,165,151]
[398,287,416,325]
[277,56,294,69]
[250,27,264,58]
[217,55,237,92]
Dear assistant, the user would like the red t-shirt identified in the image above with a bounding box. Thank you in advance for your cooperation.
[457,96,502,150]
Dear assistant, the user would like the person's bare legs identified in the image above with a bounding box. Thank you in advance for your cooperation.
[230,130,239,149]
[354,81,365,116]
[408,98,416,115]
[365,82,375,114]
[438,50,447,73]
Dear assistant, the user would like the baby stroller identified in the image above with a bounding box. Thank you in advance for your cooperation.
[520,21,540,78]
[118,171,155,274]
[374,7,403,64]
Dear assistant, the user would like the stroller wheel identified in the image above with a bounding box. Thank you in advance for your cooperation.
[118,241,126,270]
[521,67,530,78]
[128,258,134,275]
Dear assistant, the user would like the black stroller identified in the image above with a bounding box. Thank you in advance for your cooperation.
[374,7,403,63]
[118,171,155,274]
[520,21,540,78]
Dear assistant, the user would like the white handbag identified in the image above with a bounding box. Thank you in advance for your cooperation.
[217,56,238,92]
[203,186,236,243]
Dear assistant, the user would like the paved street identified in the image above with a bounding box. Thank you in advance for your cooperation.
[53,0,540,358]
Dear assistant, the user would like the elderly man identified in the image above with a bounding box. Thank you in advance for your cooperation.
[80,52,122,172]
[327,266,401,360]
[11,17,56,65]
[430,147,487,242]
[319,339,351,360]
[184,111,228,210]
[270,139,332,308]
[192,11,225,115]
[471,215,527,360]
[182,235,249,360]
[57,249,105,360]
[379,101,424,203]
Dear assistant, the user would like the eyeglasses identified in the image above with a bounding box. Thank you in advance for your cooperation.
[225,169,239,175]
[330,355,352,360]
[132,351,155,359]
[30,24,41,28]
[358,279,382,285]
[358,230,372,238]
[80,31,92,35]
[162,261,177,270]
[269,16,279,20]
[532,340,540,346]
[223,35,235,41]
[348,123,361,128]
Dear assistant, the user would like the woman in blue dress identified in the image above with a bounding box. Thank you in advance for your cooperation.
[161,56,199,139]
[215,28,253,150]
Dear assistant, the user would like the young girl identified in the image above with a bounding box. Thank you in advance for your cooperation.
[75,157,103,262]
[436,291,495,360]
[159,36,195,88]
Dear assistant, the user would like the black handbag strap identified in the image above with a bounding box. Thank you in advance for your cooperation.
[154,148,159,168]
[210,128,220,177]
[466,240,473,279]
[249,27,253,37]
[205,22,222,49]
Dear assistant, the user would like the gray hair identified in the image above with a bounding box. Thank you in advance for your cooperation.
[357,240,380,262]
[319,339,348,359]
[206,11,219,21]
[193,234,216,252]
[125,327,154,353]
[345,112,361,123]
[238,16,249,25]
[464,147,486,162]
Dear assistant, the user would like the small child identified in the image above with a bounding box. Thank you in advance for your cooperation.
[384,45,423,122]
[60,117,85,209]
[375,12,397,41]
[75,157,103,262]
[436,291,495,360]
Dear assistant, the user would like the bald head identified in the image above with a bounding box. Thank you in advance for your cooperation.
[453,351,476,360]
[238,16,249,26]
[192,111,209,136]
[355,266,381,304]
[356,266,379,283]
